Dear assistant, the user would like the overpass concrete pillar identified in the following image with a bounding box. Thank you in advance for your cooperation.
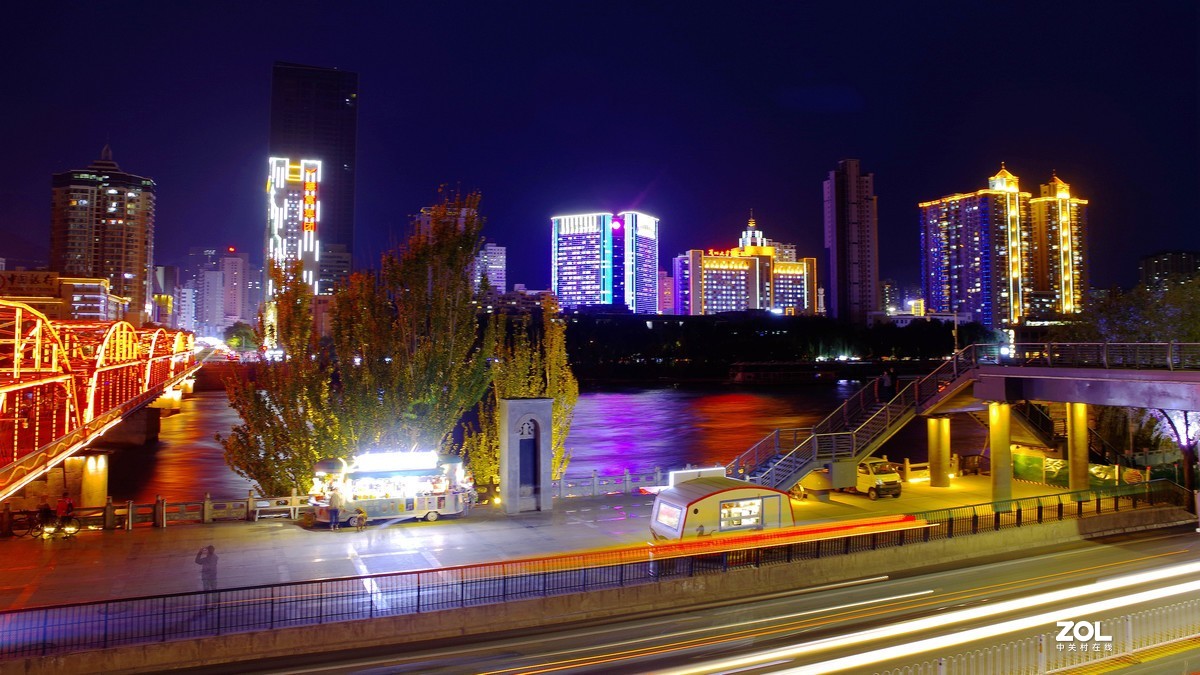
[988,402,1012,505]
[1066,402,1090,492]
[81,453,109,508]
[928,416,951,487]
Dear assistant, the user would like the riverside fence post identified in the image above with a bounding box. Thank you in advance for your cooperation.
[246,489,255,521]
[0,503,10,537]
[591,470,598,497]
[125,500,134,529]
[153,495,166,527]
[103,496,116,529]
[203,492,213,523]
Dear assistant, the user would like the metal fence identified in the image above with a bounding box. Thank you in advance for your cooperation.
[0,480,1189,661]
[879,597,1200,674]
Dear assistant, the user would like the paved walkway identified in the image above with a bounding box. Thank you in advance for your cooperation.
[0,477,1094,610]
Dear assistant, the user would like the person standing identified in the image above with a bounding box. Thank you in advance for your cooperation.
[195,545,218,607]
[328,487,346,531]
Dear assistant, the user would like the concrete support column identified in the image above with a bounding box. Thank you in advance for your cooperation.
[81,454,109,508]
[928,417,952,487]
[1066,402,1090,492]
[989,402,1013,505]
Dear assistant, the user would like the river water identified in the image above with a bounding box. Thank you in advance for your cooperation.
[108,383,986,502]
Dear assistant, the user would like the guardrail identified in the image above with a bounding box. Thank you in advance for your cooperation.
[0,480,1188,661]
[880,596,1200,674]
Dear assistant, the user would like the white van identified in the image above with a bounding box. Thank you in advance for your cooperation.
[852,458,903,500]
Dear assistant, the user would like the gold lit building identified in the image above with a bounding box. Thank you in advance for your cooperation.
[672,217,817,315]
[919,165,1087,331]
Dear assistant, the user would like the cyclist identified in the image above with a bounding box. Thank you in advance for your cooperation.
[37,499,54,527]
[55,492,74,523]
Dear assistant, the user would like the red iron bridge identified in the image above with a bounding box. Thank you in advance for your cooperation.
[0,300,197,503]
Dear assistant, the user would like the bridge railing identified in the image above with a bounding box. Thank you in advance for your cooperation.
[0,480,1188,661]
[1001,342,1200,370]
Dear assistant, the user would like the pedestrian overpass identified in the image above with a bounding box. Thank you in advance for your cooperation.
[727,343,1200,500]
[0,300,198,503]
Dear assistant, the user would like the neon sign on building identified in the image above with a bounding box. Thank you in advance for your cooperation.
[265,157,321,296]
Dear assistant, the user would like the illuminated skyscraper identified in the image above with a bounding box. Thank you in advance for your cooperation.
[920,165,1086,330]
[265,157,322,295]
[551,212,659,313]
[1029,175,1088,315]
[823,159,879,324]
[672,217,817,316]
[50,145,156,324]
[269,62,358,288]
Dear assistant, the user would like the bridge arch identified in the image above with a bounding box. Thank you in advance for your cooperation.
[0,301,82,465]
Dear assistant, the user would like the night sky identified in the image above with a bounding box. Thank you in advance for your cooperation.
[2,2,1195,292]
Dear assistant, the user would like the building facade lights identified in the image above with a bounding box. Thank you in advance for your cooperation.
[265,157,322,296]
[551,211,659,313]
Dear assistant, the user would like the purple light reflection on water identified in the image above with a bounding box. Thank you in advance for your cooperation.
[564,384,857,476]
[108,382,984,501]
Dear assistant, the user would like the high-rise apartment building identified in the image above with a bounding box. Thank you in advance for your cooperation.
[1140,251,1200,288]
[219,249,250,327]
[1029,174,1088,315]
[50,146,156,324]
[919,165,1087,330]
[823,159,879,324]
[658,269,674,315]
[269,62,358,289]
[475,242,507,293]
[551,212,659,314]
[265,157,322,295]
[672,217,817,316]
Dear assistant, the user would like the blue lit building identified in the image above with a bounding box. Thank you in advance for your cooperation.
[551,212,659,313]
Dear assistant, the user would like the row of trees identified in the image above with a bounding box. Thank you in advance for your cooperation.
[219,190,578,496]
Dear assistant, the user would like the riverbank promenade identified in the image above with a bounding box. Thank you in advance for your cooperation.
[0,476,1122,610]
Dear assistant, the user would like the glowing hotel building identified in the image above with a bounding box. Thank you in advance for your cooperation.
[673,217,817,315]
[551,212,659,314]
[919,165,1087,330]
[265,157,321,295]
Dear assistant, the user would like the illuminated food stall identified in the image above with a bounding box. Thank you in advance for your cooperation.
[304,450,473,527]
[649,476,795,541]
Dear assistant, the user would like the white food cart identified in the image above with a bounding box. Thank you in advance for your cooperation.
[303,450,473,527]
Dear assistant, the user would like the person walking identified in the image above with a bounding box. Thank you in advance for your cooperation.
[328,487,346,531]
[195,545,218,608]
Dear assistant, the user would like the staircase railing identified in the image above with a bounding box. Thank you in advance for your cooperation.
[1018,402,1055,438]
[731,344,991,488]
[726,428,811,480]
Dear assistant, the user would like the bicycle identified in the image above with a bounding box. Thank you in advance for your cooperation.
[18,512,81,539]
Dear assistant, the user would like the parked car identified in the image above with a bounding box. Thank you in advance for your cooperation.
[851,458,903,500]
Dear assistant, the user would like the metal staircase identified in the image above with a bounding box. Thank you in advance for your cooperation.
[727,345,988,492]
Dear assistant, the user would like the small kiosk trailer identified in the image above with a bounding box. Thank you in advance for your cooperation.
[649,476,795,541]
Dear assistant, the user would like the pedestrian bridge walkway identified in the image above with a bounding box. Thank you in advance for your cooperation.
[728,343,1200,494]
[0,300,197,503]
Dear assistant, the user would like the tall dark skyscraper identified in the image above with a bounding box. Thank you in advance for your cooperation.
[268,62,358,292]
[823,159,879,324]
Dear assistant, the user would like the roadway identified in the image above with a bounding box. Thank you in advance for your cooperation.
[202,526,1200,674]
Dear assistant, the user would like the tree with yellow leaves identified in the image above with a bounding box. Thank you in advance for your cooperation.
[218,261,345,495]
[464,295,579,485]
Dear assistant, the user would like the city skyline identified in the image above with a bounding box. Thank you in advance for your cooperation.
[1,3,1195,293]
